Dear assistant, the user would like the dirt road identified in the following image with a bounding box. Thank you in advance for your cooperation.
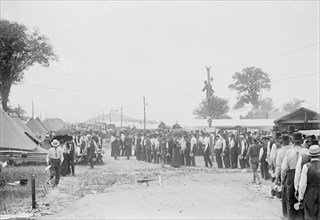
[39,144,281,219]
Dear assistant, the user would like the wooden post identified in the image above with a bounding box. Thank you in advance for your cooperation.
[31,174,36,209]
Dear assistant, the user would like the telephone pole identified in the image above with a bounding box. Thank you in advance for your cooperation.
[205,66,213,127]
[143,97,146,131]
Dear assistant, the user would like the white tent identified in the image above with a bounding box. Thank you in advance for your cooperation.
[182,119,274,131]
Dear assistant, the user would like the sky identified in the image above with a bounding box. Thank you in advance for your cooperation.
[1,1,319,125]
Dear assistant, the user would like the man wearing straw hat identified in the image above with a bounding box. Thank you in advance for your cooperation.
[46,139,64,187]
[298,145,320,220]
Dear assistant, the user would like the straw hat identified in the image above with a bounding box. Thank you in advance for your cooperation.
[51,139,60,147]
[308,145,320,157]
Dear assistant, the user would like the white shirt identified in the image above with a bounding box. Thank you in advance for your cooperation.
[155,138,160,150]
[110,136,115,143]
[46,146,64,163]
[230,139,235,149]
[190,136,197,151]
[180,137,187,151]
[269,143,279,168]
[198,136,204,144]
[294,148,309,191]
[204,136,210,151]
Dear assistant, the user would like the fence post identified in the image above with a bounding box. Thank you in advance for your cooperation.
[31,173,36,209]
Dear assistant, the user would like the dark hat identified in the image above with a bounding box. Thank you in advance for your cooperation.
[292,132,303,142]
[275,132,282,140]
[254,136,261,142]
[281,134,290,142]
[288,125,298,133]
[271,126,280,131]
[230,133,235,138]
[261,136,268,140]
[306,135,316,140]
[308,145,320,156]
[307,139,319,146]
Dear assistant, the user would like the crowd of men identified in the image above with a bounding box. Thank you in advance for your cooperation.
[46,131,104,187]
[46,125,320,220]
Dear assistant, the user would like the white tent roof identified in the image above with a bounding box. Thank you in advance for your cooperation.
[181,119,274,131]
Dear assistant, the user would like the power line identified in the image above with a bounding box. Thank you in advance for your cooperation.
[273,71,319,83]
[215,41,320,69]
[18,71,319,95]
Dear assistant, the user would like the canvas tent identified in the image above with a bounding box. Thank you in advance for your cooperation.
[0,108,38,151]
[36,117,48,131]
[42,118,67,132]
[10,113,41,144]
[26,117,47,140]
[274,107,320,130]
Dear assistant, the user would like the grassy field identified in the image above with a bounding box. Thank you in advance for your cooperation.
[0,165,48,213]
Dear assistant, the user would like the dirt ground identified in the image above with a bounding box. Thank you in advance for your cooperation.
[37,143,282,219]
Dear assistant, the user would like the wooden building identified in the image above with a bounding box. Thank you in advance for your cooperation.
[274,107,320,130]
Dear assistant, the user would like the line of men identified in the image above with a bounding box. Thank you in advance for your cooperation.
[109,129,260,170]
[111,131,200,167]
[267,127,320,220]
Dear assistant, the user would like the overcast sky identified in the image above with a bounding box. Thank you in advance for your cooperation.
[1,1,319,125]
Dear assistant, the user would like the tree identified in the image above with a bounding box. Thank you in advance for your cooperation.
[229,66,271,110]
[193,95,230,119]
[7,104,27,119]
[282,98,305,113]
[244,98,275,119]
[0,19,58,112]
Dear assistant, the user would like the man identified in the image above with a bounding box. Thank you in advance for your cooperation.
[135,133,142,161]
[281,132,303,220]
[246,136,262,184]
[204,133,213,167]
[124,132,133,160]
[269,132,282,180]
[238,135,248,169]
[184,134,191,166]
[209,132,215,163]
[198,133,204,156]
[154,134,160,164]
[145,135,152,163]
[294,132,312,199]
[190,133,197,166]
[259,136,269,180]
[222,134,230,168]
[180,135,187,166]
[298,145,320,220]
[160,135,168,168]
[87,136,97,168]
[66,139,76,176]
[230,133,238,169]
[275,134,292,220]
[215,134,224,168]
[46,139,64,187]
[120,132,125,156]
[151,134,156,163]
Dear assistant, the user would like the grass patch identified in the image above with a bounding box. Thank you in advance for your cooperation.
[0,165,48,212]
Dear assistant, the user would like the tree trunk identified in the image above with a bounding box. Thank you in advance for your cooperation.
[0,81,12,112]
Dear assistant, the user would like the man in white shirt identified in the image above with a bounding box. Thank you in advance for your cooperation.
[190,133,197,166]
[214,134,224,168]
[46,139,64,187]
[203,133,213,167]
[198,134,204,156]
